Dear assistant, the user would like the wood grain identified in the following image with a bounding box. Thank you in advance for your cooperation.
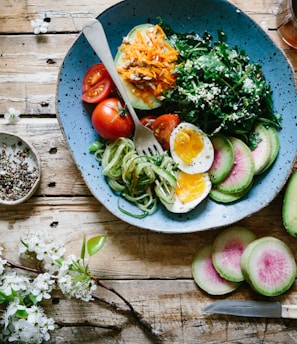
[1,0,297,342]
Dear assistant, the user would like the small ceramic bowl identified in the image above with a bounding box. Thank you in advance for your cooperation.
[0,132,41,206]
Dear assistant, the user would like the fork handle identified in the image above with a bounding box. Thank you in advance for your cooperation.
[82,19,140,125]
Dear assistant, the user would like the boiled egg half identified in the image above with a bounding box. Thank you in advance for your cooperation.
[161,170,212,213]
[170,123,214,174]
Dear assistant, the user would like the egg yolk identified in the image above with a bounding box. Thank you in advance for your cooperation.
[174,128,204,164]
[176,172,207,203]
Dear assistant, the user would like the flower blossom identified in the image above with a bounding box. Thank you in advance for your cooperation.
[0,271,31,297]
[20,230,65,274]
[4,107,20,124]
[1,300,55,343]
[57,254,97,302]
[31,273,55,302]
[0,247,7,275]
[31,19,49,34]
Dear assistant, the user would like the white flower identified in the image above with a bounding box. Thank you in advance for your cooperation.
[2,298,26,329]
[4,107,20,124]
[2,303,55,343]
[0,271,31,297]
[57,255,97,302]
[31,273,55,302]
[31,19,49,34]
[20,230,65,273]
[0,247,7,275]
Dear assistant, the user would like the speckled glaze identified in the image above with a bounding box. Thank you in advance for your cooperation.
[56,0,297,233]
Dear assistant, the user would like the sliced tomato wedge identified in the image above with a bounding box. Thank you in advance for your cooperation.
[81,78,113,104]
[152,114,180,150]
[140,115,157,130]
[82,64,109,92]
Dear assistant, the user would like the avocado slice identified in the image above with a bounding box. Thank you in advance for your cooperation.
[114,23,163,110]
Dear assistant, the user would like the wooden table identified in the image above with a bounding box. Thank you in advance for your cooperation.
[1,0,297,343]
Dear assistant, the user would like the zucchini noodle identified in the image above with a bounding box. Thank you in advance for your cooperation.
[91,137,178,217]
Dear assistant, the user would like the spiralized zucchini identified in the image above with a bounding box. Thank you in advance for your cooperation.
[91,137,178,218]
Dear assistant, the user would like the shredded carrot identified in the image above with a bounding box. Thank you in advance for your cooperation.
[117,25,179,107]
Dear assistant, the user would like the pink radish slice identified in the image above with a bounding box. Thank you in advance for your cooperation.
[212,226,257,282]
[217,137,254,194]
[192,243,241,295]
[240,237,296,296]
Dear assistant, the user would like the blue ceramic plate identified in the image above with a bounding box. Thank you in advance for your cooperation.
[57,0,297,233]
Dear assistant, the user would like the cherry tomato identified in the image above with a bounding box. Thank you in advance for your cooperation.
[81,78,113,104]
[140,115,157,130]
[92,98,135,141]
[82,64,108,92]
[152,114,180,150]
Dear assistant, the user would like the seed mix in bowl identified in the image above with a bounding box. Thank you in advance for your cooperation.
[0,132,40,204]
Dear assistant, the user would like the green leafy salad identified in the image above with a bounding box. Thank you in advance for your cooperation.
[160,19,281,148]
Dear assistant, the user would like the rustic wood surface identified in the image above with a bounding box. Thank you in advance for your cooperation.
[1,0,297,343]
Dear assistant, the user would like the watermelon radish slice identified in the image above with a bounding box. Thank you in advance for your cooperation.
[216,137,255,194]
[251,124,272,175]
[210,182,252,203]
[258,126,280,174]
[192,243,241,295]
[283,170,297,236]
[209,134,234,184]
[212,226,257,282]
[240,236,296,296]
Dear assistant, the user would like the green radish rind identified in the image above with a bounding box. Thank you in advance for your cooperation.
[192,243,241,295]
[258,126,280,174]
[283,170,297,236]
[251,124,272,175]
[115,23,163,110]
[216,137,255,194]
[212,226,257,282]
[209,182,252,203]
[209,134,234,184]
[240,236,296,296]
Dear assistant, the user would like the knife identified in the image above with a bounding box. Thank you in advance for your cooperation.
[203,300,297,318]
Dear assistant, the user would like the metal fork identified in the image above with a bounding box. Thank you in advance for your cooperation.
[82,19,164,156]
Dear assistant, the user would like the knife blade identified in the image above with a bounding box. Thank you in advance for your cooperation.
[203,300,297,318]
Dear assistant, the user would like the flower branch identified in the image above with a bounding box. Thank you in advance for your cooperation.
[0,232,163,343]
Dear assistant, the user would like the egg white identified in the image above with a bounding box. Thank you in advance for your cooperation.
[170,123,214,174]
[161,170,212,213]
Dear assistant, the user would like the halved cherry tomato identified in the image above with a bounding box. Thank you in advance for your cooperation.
[82,64,108,92]
[81,78,113,104]
[140,115,157,130]
[92,98,135,141]
[152,114,180,150]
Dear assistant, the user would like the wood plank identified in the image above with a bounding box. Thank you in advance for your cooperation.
[0,0,120,34]
[0,190,294,279]
[0,34,77,115]
[40,280,297,343]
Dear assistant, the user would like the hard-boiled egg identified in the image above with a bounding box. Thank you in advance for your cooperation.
[170,123,214,174]
[161,170,211,213]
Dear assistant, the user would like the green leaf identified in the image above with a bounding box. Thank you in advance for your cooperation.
[55,258,63,267]
[26,293,38,306]
[15,309,28,319]
[0,290,10,304]
[73,275,88,282]
[81,234,86,260]
[20,239,29,248]
[87,234,106,257]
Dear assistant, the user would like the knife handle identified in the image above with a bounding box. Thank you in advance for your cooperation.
[281,305,297,318]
